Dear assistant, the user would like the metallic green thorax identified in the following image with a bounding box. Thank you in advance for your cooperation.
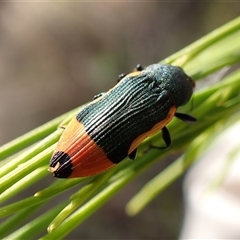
[76,64,194,163]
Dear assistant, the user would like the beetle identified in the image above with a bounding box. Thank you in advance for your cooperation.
[49,63,196,178]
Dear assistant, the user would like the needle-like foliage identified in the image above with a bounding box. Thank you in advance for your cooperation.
[0,17,240,239]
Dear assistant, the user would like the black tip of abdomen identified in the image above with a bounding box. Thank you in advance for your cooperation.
[49,151,73,178]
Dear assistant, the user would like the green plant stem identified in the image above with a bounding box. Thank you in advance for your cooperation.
[0,166,48,204]
[4,204,65,240]
[164,16,240,68]
[0,108,80,160]
[0,204,42,239]
[0,145,55,195]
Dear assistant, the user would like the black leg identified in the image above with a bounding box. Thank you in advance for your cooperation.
[161,126,171,149]
[136,64,144,71]
[128,148,137,160]
[118,73,126,82]
[92,92,105,100]
[118,64,144,83]
[149,126,171,150]
[174,112,197,123]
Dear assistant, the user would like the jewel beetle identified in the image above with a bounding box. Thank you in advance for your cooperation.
[49,63,196,178]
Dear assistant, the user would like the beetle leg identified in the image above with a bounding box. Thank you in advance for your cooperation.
[92,92,105,100]
[160,126,171,148]
[174,112,197,123]
[118,73,126,82]
[128,148,137,160]
[118,64,144,83]
[135,64,144,71]
[148,126,171,151]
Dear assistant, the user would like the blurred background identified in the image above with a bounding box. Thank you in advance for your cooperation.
[1,2,240,239]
